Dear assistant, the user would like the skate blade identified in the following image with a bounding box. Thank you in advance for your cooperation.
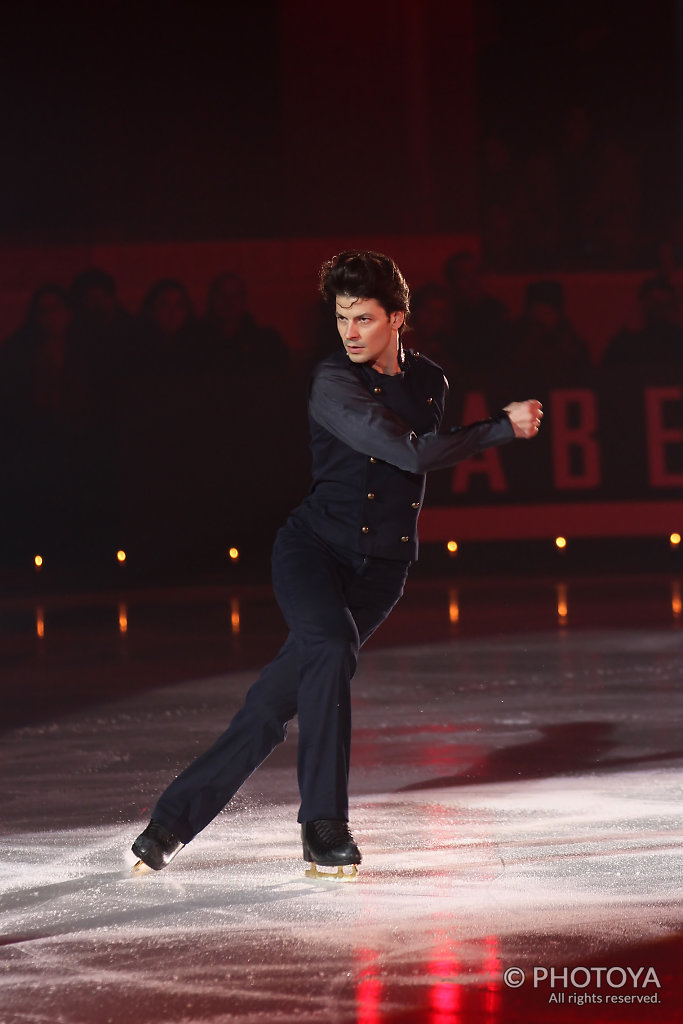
[305,863,358,881]
[131,859,153,875]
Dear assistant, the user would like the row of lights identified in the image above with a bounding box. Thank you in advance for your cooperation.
[447,533,682,555]
[33,548,242,571]
[28,533,683,572]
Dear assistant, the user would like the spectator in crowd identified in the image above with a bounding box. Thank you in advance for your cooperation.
[508,280,591,390]
[304,296,342,371]
[602,275,683,367]
[404,282,455,378]
[69,267,133,376]
[1,284,77,426]
[442,250,508,376]
[133,278,197,375]
[202,271,288,374]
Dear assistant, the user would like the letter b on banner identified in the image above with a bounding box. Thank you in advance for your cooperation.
[551,390,601,490]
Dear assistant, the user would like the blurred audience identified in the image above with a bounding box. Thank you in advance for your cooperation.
[602,275,683,368]
[481,106,646,272]
[3,256,682,570]
[405,282,454,374]
[442,251,508,376]
[69,268,133,377]
[1,284,77,427]
[133,278,197,375]
[202,272,288,374]
[507,279,592,391]
[0,284,96,562]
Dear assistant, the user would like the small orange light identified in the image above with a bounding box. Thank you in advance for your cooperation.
[555,536,567,550]
[116,549,126,563]
[672,581,682,619]
[228,547,240,562]
[34,554,43,569]
[36,606,45,639]
[446,540,458,554]
[670,533,681,547]
[118,601,128,635]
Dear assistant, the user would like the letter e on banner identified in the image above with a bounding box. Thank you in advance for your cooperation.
[551,390,601,489]
[452,393,507,493]
[645,387,683,487]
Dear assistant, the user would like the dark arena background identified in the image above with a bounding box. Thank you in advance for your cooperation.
[1,3,682,1023]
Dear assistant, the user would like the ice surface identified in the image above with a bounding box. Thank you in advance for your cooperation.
[1,626,682,1023]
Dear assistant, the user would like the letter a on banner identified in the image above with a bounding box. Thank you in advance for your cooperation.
[452,393,507,493]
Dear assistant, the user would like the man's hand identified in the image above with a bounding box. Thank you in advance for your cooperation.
[503,399,543,439]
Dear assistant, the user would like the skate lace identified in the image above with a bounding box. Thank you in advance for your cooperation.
[313,819,354,845]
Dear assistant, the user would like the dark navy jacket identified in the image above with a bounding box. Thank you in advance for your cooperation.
[292,349,514,561]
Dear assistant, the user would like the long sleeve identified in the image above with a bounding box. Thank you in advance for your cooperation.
[309,360,515,474]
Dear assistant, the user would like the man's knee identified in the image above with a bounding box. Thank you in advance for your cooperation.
[242,682,296,733]
[309,631,359,673]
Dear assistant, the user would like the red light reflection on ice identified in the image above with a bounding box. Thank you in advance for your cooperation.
[355,946,382,1024]
[482,933,502,1019]
[427,934,461,1020]
[425,932,501,1023]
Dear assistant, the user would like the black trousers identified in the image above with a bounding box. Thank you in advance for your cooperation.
[152,517,409,844]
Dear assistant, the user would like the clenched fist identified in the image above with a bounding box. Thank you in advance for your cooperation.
[503,399,543,439]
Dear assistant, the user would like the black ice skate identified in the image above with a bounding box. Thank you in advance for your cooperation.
[131,819,184,873]
[301,819,361,880]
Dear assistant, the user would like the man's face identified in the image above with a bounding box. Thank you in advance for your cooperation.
[335,295,403,370]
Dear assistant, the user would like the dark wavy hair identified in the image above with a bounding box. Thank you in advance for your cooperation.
[319,251,410,325]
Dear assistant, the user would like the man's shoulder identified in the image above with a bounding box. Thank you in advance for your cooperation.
[312,348,447,388]
[405,348,443,372]
[309,351,361,403]
[316,349,350,369]
[312,350,358,382]
[405,348,448,386]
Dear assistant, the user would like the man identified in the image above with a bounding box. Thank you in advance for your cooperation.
[131,251,542,878]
